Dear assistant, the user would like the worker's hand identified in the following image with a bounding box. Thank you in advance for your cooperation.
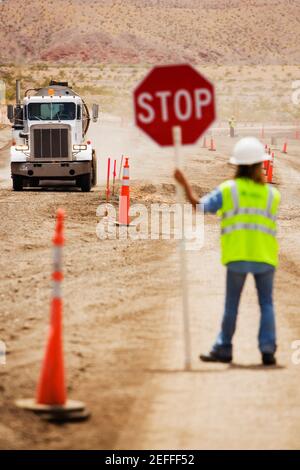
[174,169,198,209]
[174,168,187,187]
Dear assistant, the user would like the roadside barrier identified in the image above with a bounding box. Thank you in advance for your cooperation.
[106,157,111,203]
[112,159,117,196]
[118,155,124,182]
[15,209,89,422]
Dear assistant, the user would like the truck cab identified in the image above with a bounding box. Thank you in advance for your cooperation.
[8,80,99,192]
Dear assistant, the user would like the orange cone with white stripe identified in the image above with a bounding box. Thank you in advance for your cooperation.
[267,160,273,183]
[36,209,66,405]
[118,157,130,225]
[15,209,89,421]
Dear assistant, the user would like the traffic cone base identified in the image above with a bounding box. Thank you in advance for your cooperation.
[15,399,89,422]
[115,220,137,227]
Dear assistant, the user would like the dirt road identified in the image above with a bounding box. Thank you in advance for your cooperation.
[0,123,299,449]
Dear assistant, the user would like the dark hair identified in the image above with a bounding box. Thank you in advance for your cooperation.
[235,162,265,184]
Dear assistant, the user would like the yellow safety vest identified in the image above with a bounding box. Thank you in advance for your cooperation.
[217,178,280,266]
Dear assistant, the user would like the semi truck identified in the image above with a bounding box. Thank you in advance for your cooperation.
[7,80,99,191]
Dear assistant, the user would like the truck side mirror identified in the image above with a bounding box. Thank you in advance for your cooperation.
[7,104,14,122]
[92,104,99,122]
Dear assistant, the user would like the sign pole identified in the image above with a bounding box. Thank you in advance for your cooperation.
[172,126,191,371]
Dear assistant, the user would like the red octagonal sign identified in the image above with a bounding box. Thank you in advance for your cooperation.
[134,64,215,146]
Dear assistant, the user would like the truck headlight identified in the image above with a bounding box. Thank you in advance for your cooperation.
[73,144,87,150]
[15,145,29,151]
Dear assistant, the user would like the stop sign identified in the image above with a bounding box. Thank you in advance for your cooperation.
[134,64,215,146]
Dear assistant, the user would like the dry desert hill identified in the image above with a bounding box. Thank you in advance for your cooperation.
[0,0,299,65]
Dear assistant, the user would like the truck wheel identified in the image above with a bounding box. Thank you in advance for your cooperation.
[12,175,23,191]
[92,150,97,186]
[80,173,92,192]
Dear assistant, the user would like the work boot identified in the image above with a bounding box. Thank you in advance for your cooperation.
[199,351,232,364]
[262,353,276,366]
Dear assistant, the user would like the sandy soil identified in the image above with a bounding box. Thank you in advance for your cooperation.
[0,122,299,449]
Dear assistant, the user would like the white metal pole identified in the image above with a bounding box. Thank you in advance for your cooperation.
[172,126,191,371]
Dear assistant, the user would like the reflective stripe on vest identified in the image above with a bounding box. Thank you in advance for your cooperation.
[221,181,277,228]
[221,223,276,237]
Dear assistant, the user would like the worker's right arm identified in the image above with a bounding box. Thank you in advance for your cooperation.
[199,188,223,214]
[174,169,222,213]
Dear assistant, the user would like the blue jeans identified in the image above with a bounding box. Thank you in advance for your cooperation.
[212,265,277,357]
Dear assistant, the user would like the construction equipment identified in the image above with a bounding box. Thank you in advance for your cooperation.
[7,80,99,192]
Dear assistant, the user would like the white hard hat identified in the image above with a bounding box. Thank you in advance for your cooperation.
[230,137,270,165]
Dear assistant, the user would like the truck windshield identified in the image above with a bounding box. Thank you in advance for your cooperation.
[28,102,76,121]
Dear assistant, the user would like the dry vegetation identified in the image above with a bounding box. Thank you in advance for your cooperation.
[1,63,299,122]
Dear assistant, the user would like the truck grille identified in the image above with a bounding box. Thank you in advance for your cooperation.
[33,127,69,159]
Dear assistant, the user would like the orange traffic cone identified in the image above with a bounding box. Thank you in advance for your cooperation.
[208,137,216,151]
[118,157,130,225]
[202,136,207,148]
[282,141,287,154]
[36,210,66,405]
[16,210,89,422]
[267,161,273,183]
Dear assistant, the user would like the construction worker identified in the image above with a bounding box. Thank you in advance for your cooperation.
[174,137,280,366]
[229,116,235,137]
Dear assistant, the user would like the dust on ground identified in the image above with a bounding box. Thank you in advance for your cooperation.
[0,122,299,449]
